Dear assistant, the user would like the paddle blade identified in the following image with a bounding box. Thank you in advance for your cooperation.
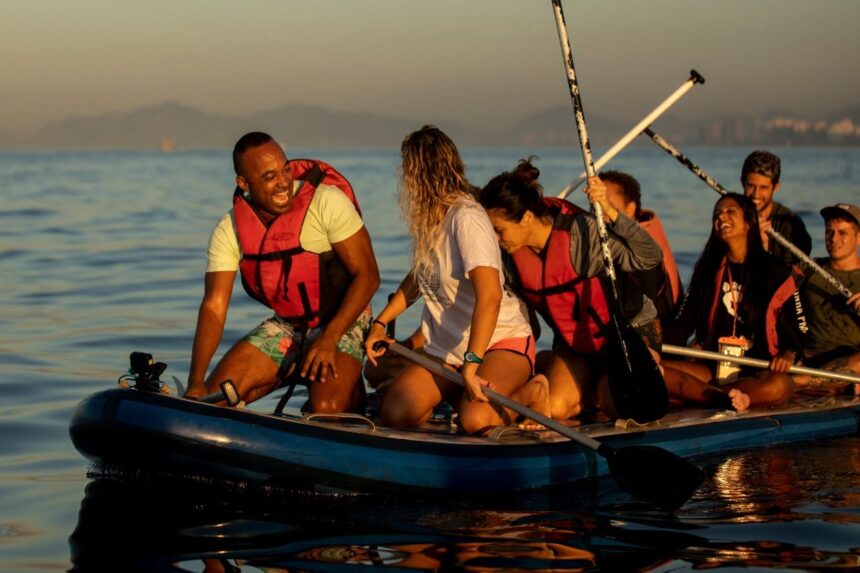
[605,445,705,512]
[605,315,669,423]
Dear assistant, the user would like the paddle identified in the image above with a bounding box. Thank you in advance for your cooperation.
[385,341,705,511]
[662,344,860,385]
[196,380,242,407]
[644,127,858,312]
[558,70,705,199]
[550,0,668,423]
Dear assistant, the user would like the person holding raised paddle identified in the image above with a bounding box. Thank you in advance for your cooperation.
[662,193,808,411]
[602,170,683,326]
[741,150,812,267]
[478,159,665,421]
[364,125,549,435]
[795,203,860,394]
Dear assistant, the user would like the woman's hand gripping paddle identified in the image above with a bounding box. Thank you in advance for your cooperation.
[550,0,668,423]
[383,341,704,511]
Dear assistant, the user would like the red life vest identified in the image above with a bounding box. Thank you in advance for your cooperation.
[508,197,611,352]
[233,159,359,328]
[638,209,682,306]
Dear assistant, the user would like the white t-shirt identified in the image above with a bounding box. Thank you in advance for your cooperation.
[206,182,364,272]
[415,197,532,365]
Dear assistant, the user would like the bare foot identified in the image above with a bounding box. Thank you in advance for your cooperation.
[517,374,551,430]
[729,388,750,413]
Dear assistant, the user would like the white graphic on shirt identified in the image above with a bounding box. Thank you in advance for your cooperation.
[721,280,743,318]
[416,256,453,307]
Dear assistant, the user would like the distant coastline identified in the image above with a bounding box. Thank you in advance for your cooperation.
[1,101,859,151]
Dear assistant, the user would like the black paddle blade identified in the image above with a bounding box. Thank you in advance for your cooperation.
[605,315,669,423]
[604,445,705,512]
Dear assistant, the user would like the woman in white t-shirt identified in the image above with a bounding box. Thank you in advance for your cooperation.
[364,125,548,435]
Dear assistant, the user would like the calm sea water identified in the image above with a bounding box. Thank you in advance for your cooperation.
[1,146,859,572]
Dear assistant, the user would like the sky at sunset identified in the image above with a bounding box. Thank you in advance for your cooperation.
[3,0,859,136]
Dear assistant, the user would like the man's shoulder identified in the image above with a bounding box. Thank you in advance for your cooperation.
[800,257,830,283]
[314,183,352,202]
[311,184,359,214]
[214,209,236,232]
[306,184,364,244]
[770,201,801,220]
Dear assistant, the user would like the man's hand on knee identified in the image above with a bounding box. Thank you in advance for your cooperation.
[301,334,339,383]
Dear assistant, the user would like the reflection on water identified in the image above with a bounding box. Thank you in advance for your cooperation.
[70,442,860,573]
[705,436,860,526]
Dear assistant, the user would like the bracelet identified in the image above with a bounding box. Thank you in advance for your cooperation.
[372,319,387,329]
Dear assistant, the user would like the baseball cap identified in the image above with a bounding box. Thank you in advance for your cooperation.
[820,203,860,227]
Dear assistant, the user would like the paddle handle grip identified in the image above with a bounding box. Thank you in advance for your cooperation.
[386,342,604,451]
[558,69,705,198]
[197,380,242,407]
[661,344,860,384]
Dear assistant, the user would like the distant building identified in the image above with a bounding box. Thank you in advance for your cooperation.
[697,114,858,146]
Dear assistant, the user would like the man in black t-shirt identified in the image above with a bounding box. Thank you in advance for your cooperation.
[741,150,812,266]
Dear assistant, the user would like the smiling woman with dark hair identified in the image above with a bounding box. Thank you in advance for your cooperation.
[662,193,808,411]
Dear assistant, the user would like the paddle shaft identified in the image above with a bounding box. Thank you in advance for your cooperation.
[662,344,860,384]
[387,343,604,451]
[551,0,619,293]
[558,70,705,199]
[551,0,652,388]
[645,127,858,306]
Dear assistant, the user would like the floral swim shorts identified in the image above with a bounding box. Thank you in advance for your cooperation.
[242,306,372,369]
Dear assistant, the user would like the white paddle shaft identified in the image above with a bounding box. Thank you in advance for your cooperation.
[558,70,704,199]
[662,344,860,384]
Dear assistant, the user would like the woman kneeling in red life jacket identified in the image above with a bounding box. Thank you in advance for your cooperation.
[662,193,806,412]
[478,159,665,421]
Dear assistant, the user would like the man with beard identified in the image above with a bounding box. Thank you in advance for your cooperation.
[741,150,812,266]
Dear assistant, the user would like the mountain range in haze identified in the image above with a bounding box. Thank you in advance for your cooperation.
[2,101,859,151]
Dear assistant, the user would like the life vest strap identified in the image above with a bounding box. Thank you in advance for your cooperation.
[243,247,305,261]
[520,274,589,296]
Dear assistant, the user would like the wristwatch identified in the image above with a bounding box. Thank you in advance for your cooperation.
[463,351,484,365]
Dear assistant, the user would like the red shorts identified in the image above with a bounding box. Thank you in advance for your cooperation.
[486,335,536,374]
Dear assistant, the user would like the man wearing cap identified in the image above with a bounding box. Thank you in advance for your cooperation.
[798,203,860,386]
[741,150,812,266]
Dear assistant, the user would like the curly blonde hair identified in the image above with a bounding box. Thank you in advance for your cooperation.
[399,125,473,269]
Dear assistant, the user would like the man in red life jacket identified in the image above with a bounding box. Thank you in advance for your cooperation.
[184,132,380,413]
